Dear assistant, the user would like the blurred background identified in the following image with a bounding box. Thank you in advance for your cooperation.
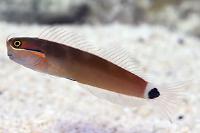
[0,0,200,133]
[0,0,200,36]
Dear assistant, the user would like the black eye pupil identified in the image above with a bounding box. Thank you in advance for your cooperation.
[148,88,160,99]
[14,41,21,47]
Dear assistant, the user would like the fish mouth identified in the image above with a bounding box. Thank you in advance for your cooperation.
[8,53,12,57]
[7,53,14,59]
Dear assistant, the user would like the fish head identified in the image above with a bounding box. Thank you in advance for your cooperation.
[6,37,48,72]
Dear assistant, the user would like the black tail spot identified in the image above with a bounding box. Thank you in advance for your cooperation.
[148,88,160,99]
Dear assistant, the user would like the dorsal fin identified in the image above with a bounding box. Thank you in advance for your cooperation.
[38,27,145,78]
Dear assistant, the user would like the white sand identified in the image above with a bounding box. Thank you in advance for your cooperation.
[0,22,199,133]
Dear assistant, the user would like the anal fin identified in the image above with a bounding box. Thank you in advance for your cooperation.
[78,83,146,107]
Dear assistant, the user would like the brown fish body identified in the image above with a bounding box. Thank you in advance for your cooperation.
[6,31,183,121]
[42,40,147,97]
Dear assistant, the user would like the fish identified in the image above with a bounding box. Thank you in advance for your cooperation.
[6,27,185,121]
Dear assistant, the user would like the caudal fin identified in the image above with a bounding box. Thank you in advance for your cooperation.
[144,81,189,122]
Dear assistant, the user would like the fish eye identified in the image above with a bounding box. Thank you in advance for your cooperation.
[13,40,22,48]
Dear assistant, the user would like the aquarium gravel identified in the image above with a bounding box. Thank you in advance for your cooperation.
[0,22,199,133]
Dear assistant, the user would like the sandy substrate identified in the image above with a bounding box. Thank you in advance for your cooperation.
[0,22,200,133]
